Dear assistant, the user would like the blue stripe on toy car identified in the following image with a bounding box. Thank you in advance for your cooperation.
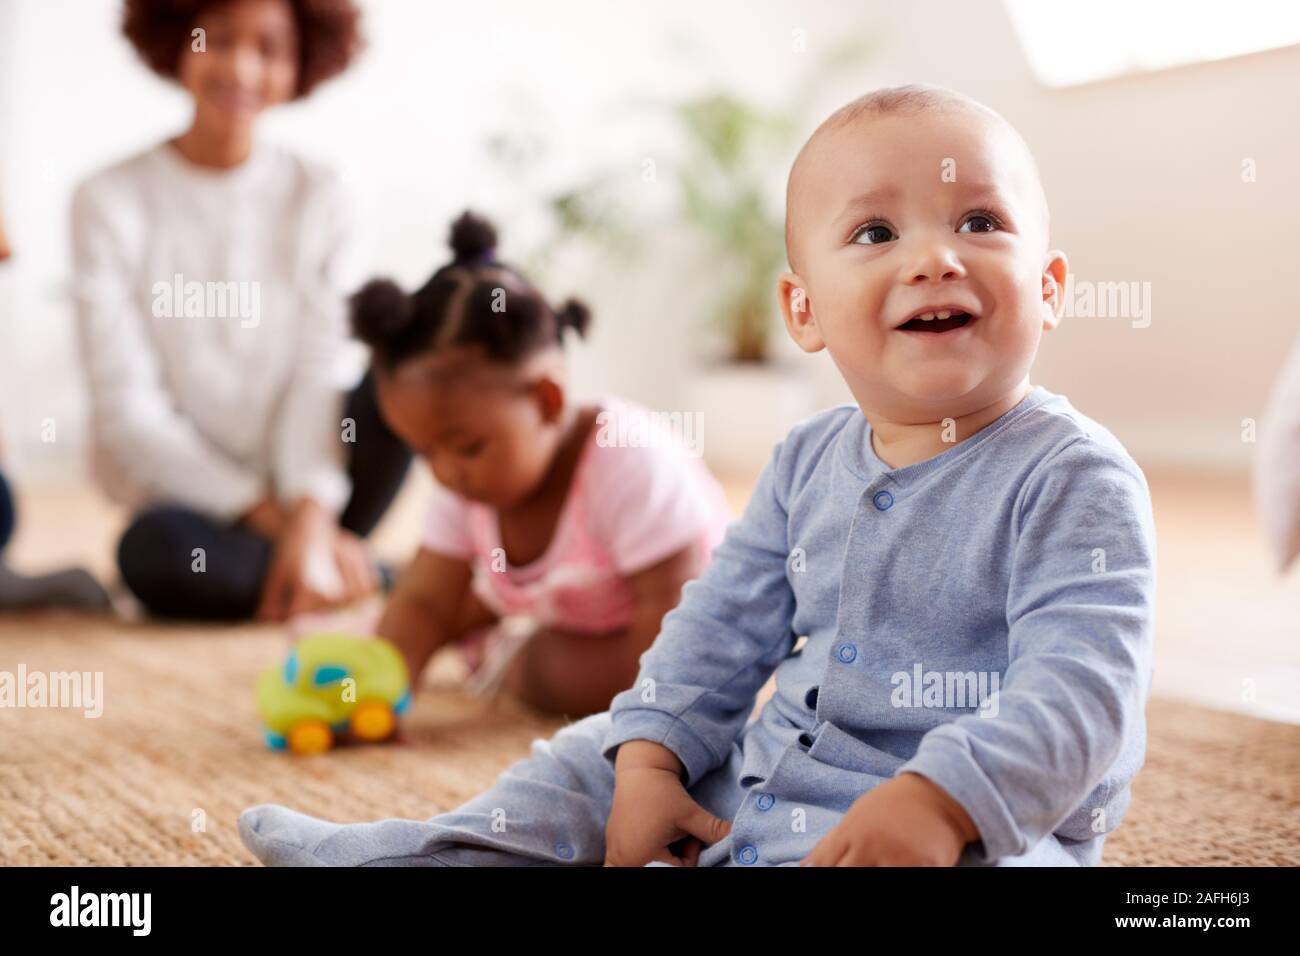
[312,665,349,687]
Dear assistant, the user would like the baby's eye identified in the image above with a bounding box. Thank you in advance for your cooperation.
[457,440,486,458]
[851,222,897,245]
[958,213,1001,234]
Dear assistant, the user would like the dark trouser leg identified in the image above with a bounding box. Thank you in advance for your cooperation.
[339,370,412,538]
[0,469,111,611]
[118,373,411,620]
[117,506,271,620]
[0,470,14,554]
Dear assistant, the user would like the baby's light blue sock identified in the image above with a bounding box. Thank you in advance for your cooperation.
[238,805,462,867]
[238,806,340,866]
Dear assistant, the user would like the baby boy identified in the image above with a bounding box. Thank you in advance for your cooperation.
[239,84,1156,867]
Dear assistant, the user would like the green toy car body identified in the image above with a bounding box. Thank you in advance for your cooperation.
[256,633,411,754]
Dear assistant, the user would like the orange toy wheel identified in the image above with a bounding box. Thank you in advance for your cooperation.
[287,719,334,755]
[350,701,396,741]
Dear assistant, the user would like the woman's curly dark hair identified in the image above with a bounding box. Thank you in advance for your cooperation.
[122,0,363,98]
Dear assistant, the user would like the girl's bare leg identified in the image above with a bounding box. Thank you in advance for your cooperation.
[498,627,642,717]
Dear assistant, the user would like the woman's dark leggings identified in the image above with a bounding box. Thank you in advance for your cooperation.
[0,470,15,555]
[116,373,412,620]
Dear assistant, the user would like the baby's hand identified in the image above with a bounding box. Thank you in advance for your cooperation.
[801,772,977,867]
[604,741,731,867]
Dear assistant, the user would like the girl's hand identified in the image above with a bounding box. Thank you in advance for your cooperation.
[240,496,289,539]
[800,772,977,867]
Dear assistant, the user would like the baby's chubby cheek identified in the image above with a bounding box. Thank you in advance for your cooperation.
[812,316,889,391]
[898,305,1042,408]
[812,305,976,404]
[826,310,1019,411]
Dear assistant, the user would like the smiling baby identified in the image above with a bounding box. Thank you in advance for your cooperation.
[240,85,1157,867]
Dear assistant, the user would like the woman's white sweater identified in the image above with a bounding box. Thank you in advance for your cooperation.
[71,140,364,521]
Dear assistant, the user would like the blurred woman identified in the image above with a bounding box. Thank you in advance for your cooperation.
[71,0,411,621]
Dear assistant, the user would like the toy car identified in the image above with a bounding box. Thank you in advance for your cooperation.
[256,633,411,755]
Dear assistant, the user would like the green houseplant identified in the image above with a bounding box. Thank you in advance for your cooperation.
[671,91,793,364]
[667,33,875,365]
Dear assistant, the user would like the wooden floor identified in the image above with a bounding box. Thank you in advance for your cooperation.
[0,467,1297,865]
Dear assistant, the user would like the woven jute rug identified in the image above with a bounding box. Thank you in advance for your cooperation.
[1,614,1296,866]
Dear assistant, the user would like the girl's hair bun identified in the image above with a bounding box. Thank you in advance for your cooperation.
[350,278,413,347]
[448,211,497,266]
[354,213,595,370]
[554,297,592,339]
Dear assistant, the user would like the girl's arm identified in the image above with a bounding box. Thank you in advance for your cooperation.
[504,543,703,716]
[377,547,486,684]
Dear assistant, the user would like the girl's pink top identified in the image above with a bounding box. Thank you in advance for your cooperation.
[421,397,733,634]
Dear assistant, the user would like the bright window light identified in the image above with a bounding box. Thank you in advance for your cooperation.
[1004,0,1300,88]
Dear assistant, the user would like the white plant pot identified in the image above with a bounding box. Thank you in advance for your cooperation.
[686,361,817,481]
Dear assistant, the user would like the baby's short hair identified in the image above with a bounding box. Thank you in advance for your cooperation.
[819,84,996,129]
[784,84,1048,270]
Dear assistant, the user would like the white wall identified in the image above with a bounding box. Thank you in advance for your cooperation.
[1,0,1296,484]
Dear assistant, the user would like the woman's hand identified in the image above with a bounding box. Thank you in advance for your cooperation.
[240,497,289,539]
[330,528,379,606]
[255,498,375,622]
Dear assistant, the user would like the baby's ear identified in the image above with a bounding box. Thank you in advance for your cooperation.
[1040,251,1069,330]
[778,273,824,352]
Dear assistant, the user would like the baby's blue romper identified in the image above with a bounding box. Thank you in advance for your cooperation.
[240,386,1157,867]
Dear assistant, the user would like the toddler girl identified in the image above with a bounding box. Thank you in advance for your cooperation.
[352,212,732,716]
